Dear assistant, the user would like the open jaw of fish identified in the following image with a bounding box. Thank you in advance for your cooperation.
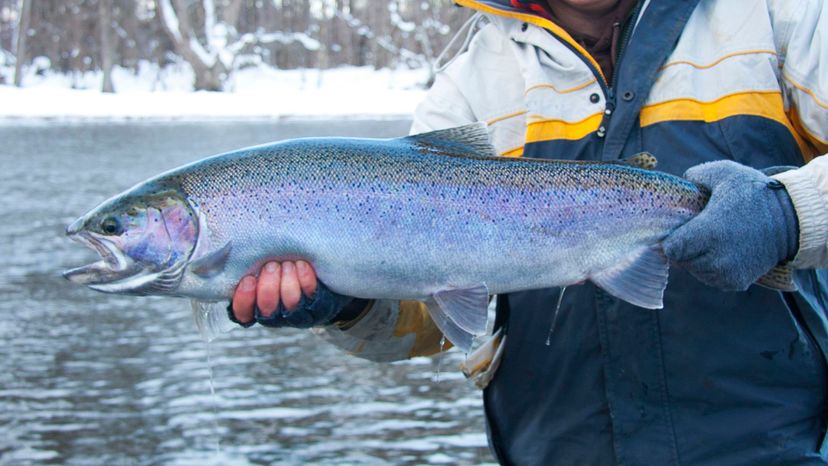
[62,223,188,296]
[63,228,137,284]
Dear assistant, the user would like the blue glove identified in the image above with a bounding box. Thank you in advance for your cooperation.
[662,160,799,291]
[226,281,368,329]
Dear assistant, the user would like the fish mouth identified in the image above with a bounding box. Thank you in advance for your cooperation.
[62,230,141,288]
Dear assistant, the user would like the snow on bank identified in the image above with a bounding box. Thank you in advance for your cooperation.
[0,63,429,121]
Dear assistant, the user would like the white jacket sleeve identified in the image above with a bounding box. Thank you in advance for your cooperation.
[410,68,477,134]
[312,299,449,362]
[773,157,828,268]
[765,1,828,268]
[413,22,527,154]
[770,0,828,153]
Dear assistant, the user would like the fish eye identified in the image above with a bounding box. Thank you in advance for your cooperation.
[100,216,123,235]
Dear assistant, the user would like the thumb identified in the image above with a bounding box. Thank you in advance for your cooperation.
[662,220,700,263]
[683,160,743,188]
[662,201,721,263]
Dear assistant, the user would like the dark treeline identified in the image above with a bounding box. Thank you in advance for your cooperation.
[0,0,472,90]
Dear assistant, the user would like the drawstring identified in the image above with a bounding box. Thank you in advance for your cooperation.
[432,13,486,75]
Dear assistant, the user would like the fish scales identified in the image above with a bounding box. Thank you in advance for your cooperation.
[169,137,704,299]
[64,123,708,350]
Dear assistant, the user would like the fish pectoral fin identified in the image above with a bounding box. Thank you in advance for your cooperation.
[188,241,232,278]
[756,264,797,292]
[425,284,490,353]
[591,245,669,310]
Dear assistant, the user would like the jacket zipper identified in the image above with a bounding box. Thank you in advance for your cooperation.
[542,0,643,139]
[611,0,644,88]
[599,0,645,137]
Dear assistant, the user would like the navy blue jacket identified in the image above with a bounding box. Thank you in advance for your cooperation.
[463,1,828,464]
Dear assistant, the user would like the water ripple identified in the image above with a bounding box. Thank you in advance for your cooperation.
[0,121,492,465]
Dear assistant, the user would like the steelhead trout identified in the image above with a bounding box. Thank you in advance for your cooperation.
[64,123,707,350]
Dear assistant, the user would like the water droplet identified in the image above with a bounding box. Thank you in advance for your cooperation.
[205,340,221,454]
[545,286,567,346]
[433,336,447,383]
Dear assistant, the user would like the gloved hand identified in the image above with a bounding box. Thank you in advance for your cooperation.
[228,261,366,329]
[663,160,799,291]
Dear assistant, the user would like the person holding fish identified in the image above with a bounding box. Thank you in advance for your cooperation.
[185,0,828,464]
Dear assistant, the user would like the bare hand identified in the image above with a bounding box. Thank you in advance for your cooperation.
[231,260,318,325]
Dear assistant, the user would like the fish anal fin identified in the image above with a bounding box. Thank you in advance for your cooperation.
[425,284,490,352]
[189,241,232,278]
[591,246,669,309]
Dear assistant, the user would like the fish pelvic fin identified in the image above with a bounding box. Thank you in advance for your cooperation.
[591,245,669,309]
[406,122,498,159]
[756,264,797,292]
[425,284,490,353]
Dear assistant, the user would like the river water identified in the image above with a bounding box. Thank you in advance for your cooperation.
[0,120,494,465]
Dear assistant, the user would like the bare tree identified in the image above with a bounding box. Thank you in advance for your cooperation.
[156,0,229,91]
[157,0,328,90]
[99,0,115,92]
[13,0,32,86]
[3,0,473,89]
[334,2,446,71]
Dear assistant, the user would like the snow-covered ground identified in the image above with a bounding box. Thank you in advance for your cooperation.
[0,62,429,121]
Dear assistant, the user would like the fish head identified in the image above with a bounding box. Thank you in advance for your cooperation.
[63,189,198,295]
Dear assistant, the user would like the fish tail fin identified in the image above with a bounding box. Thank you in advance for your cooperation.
[405,123,498,158]
[756,264,797,292]
[591,245,670,309]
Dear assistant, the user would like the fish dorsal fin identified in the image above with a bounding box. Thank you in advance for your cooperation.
[425,284,490,353]
[591,245,669,309]
[405,123,497,158]
[621,152,658,169]
[189,241,232,278]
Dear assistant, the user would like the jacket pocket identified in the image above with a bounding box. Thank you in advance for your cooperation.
[719,116,805,167]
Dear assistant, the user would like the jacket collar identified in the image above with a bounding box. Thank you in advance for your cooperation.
[455,0,609,82]
[457,0,702,162]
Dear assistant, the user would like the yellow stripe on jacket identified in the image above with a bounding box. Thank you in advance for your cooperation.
[640,91,814,160]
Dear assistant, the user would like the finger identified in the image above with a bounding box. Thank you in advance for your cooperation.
[281,261,302,311]
[296,260,318,299]
[232,275,257,324]
[256,262,281,317]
